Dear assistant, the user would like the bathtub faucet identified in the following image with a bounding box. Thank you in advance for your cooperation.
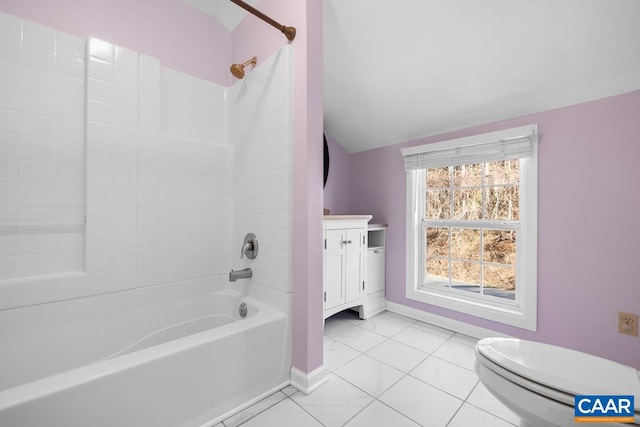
[229,267,252,282]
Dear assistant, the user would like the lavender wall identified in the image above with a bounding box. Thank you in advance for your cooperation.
[233,0,325,374]
[323,131,351,215]
[348,90,640,369]
[0,0,231,85]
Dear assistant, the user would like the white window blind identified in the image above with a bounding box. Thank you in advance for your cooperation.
[403,135,533,171]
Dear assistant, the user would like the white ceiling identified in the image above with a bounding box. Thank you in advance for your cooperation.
[183,0,258,31]
[324,0,640,153]
[189,0,640,153]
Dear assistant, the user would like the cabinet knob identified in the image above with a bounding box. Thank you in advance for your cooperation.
[374,249,379,254]
[342,240,352,245]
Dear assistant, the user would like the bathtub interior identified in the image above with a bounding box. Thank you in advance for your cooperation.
[0,276,279,392]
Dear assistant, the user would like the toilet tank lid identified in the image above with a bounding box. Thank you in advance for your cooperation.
[477,338,640,406]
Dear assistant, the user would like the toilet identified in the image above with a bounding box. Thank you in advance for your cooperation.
[475,337,640,427]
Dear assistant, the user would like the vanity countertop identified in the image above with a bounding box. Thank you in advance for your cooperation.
[323,215,373,221]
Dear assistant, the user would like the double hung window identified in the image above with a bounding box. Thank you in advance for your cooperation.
[402,125,538,330]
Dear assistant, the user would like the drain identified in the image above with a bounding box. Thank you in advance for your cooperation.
[239,302,248,318]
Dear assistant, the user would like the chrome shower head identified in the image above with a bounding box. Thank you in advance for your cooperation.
[230,56,257,79]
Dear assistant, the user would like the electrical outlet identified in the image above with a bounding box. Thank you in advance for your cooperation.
[618,312,638,337]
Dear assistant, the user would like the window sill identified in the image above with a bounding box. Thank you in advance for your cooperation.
[407,285,537,331]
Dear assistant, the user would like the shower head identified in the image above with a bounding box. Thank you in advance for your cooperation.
[230,56,257,79]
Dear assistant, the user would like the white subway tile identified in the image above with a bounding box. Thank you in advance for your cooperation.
[54,232,83,252]
[55,97,84,122]
[0,58,21,87]
[0,134,20,159]
[88,78,137,109]
[86,164,114,187]
[22,42,56,72]
[54,164,83,186]
[19,184,53,207]
[55,141,83,164]
[21,253,58,275]
[87,57,114,83]
[52,186,83,208]
[56,53,84,79]
[112,188,137,208]
[139,55,160,76]
[20,161,55,184]
[21,65,55,94]
[0,108,21,135]
[87,187,114,208]
[0,158,19,183]
[55,75,84,100]
[54,119,84,143]
[86,250,113,273]
[114,65,138,90]
[139,71,160,94]
[52,251,83,274]
[22,113,56,140]
[139,109,159,132]
[112,248,137,269]
[0,12,22,39]
[22,20,56,49]
[0,84,21,110]
[88,38,114,62]
[0,235,20,256]
[0,255,21,280]
[87,100,137,129]
[19,233,59,255]
[0,34,21,63]
[21,137,55,162]
[113,167,137,188]
[56,32,85,58]
[115,45,138,70]
[18,206,54,221]
[21,89,59,117]
[113,147,137,169]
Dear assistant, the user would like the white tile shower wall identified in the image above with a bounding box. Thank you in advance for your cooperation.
[0,12,85,283]
[0,14,292,310]
[137,66,233,288]
[85,38,139,292]
[229,47,293,294]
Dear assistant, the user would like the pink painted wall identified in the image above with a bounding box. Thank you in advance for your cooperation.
[323,131,352,215]
[0,0,231,85]
[233,0,325,374]
[348,90,640,369]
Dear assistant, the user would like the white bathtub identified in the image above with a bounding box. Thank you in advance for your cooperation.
[0,279,291,427]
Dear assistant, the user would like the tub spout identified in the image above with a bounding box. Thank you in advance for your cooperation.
[229,267,252,282]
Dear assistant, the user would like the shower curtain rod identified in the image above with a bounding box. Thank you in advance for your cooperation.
[230,0,296,41]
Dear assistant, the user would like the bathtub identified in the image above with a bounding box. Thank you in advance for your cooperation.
[0,279,291,427]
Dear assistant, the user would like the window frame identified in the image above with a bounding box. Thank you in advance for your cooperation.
[403,125,538,331]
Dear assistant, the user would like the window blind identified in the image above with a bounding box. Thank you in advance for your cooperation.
[403,135,533,171]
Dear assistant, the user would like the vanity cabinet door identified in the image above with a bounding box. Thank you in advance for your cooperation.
[324,229,346,310]
[344,228,365,303]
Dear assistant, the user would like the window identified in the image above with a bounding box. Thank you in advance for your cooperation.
[402,125,538,331]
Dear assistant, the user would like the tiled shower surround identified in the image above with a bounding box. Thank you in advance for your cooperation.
[0,10,293,309]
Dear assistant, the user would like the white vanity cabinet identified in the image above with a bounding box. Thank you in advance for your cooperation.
[323,216,371,319]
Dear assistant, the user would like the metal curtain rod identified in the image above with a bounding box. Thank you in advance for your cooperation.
[230,0,296,41]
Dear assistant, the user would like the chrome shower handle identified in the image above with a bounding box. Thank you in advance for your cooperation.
[240,233,258,259]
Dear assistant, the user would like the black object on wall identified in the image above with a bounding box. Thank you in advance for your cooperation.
[323,134,330,188]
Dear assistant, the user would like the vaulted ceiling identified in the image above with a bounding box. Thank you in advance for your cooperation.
[186,0,640,153]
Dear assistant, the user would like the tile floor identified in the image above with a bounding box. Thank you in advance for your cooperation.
[215,310,520,427]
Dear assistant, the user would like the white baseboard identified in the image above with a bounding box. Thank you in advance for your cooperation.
[385,301,511,339]
[290,365,329,395]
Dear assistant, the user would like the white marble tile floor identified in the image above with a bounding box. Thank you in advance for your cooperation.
[218,310,519,427]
